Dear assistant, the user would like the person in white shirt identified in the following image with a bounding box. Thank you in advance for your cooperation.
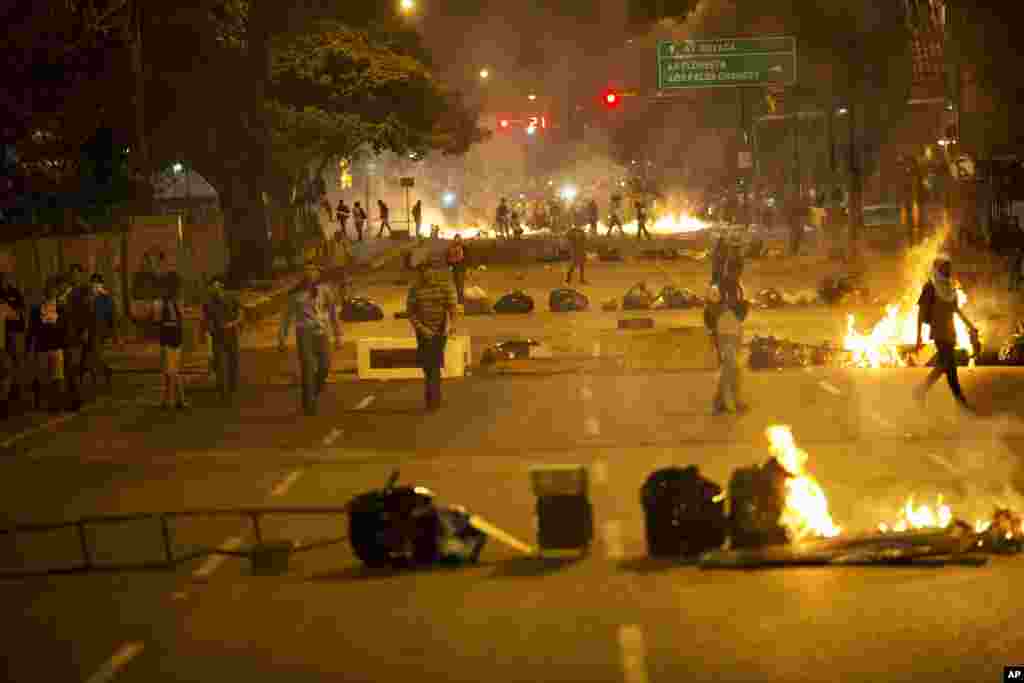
[707,282,749,415]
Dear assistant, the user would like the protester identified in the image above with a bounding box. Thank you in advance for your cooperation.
[353,201,367,241]
[0,299,16,418]
[406,248,458,413]
[587,198,599,237]
[706,282,749,415]
[336,199,351,239]
[566,222,589,285]
[412,200,423,238]
[27,276,69,412]
[80,273,118,388]
[151,272,188,410]
[377,199,392,238]
[202,274,243,403]
[495,198,510,239]
[0,272,26,400]
[447,235,468,304]
[607,193,624,236]
[278,263,342,416]
[635,199,651,240]
[61,264,93,411]
[914,254,979,412]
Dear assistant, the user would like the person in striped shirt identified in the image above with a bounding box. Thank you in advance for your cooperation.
[406,248,458,412]
[279,263,342,416]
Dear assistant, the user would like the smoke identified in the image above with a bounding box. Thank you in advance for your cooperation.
[899,224,951,303]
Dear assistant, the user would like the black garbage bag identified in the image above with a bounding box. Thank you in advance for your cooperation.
[342,297,385,322]
[481,339,543,364]
[347,472,485,569]
[653,286,703,310]
[494,290,535,314]
[728,458,791,549]
[549,288,590,312]
[748,335,781,370]
[640,466,728,557]
[623,283,655,310]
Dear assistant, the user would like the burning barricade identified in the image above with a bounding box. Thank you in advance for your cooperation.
[749,335,835,370]
[641,425,1023,567]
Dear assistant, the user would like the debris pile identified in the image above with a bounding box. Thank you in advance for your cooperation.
[818,273,870,305]
[652,286,703,310]
[480,339,552,365]
[748,335,835,369]
[622,283,656,311]
[997,322,1024,365]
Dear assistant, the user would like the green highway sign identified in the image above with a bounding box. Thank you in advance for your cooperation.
[657,36,796,89]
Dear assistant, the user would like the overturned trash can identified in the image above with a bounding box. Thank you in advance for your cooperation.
[529,465,593,558]
[641,466,728,558]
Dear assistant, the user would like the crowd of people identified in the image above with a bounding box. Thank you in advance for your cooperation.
[491,194,652,240]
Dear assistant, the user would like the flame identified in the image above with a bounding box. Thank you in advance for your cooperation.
[842,289,973,368]
[878,495,954,533]
[766,425,842,540]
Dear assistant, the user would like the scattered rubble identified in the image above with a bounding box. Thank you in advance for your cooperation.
[481,339,553,365]
[652,286,703,310]
[749,335,835,369]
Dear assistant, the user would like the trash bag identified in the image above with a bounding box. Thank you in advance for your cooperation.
[640,466,728,557]
[623,283,655,310]
[998,328,1024,365]
[347,472,485,569]
[748,336,781,370]
[653,286,703,310]
[481,339,550,364]
[753,288,786,309]
[728,458,791,549]
[494,290,535,314]
[342,297,385,322]
[549,288,590,312]
[818,274,864,305]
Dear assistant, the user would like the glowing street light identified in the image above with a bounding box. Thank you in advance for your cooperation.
[479,68,490,80]
[442,191,456,207]
[559,185,578,202]
[528,93,537,101]
[172,162,184,174]
[399,0,415,13]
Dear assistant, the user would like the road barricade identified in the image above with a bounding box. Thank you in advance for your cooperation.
[356,336,470,380]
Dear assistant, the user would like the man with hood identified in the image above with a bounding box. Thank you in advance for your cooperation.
[914,254,979,412]
[406,247,458,412]
[279,263,342,416]
[705,280,749,415]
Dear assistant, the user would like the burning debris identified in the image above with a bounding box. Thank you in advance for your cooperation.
[748,336,835,370]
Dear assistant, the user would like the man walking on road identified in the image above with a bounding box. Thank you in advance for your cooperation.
[495,198,510,239]
[412,200,423,238]
[406,248,458,413]
[565,222,589,285]
[607,193,624,237]
[377,199,392,238]
[706,282,749,415]
[635,199,651,240]
[913,254,979,412]
[202,274,243,403]
[586,198,599,237]
[336,199,351,239]
[353,201,367,242]
[279,263,342,416]
[447,234,468,304]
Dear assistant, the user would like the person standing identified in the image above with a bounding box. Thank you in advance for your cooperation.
[202,275,243,403]
[913,255,978,412]
[353,201,367,242]
[586,198,599,237]
[336,199,351,239]
[447,234,468,305]
[406,249,458,413]
[412,199,423,238]
[27,277,67,412]
[80,273,118,388]
[61,264,93,411]
[495,198,510,239]
[377,199,392,238]
[278,263,342,416]
[565,223,589,285]
[635,199,651,240]
[151,272,188,410]
[707,282,749,415]
[0,272,26,400]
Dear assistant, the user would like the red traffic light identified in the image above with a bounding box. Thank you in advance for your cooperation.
[604,90,620,107]
[499,119,510,129]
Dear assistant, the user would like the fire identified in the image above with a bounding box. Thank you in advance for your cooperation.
[842,288,973,368]
[766,425,842,540]
[877,495,953,533]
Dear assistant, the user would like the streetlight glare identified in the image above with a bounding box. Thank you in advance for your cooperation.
[172,162,184,173]
[479,68,490,79]
[528,94,537,101]
[399,0,415,13]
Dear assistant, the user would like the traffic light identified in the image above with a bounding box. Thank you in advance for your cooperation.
[499,118,510,130]
[603,90,620,108]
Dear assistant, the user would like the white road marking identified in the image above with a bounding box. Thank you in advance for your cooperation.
[584,417,601,436]
[819,380,842,396]
[354,395,375,410]
[322,428,343,447]
[271,470,303,497]
[618,625,649,683]
[85,641,145,683]
[592,460,608,485]
[869,410,896,430]
[604,521,624,560]
[592,341,601,358]
[925,452,962,476]
[192,536,243,579]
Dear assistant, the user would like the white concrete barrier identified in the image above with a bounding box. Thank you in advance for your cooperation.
[357,335,470,381]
